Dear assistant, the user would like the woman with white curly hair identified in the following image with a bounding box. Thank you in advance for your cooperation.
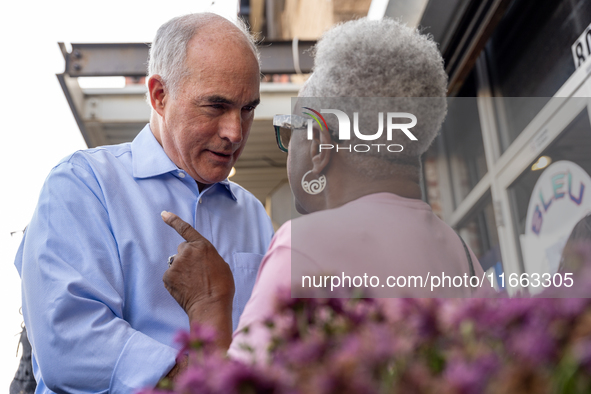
[227,17,483,360]
[162,17,483,364]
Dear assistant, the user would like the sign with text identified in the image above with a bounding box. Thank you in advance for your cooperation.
[571,22,591,70]
[521,161,591,293]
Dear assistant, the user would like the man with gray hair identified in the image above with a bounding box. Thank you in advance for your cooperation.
[15,13,273,393]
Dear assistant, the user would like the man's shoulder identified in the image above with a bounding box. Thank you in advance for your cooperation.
[226,181,274,233]
[227,181,264,207]
[56,142,133,172]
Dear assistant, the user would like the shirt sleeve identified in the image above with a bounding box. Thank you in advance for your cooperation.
[16,158,177,393]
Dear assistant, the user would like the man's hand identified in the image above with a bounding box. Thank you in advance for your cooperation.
[161,211,235,350]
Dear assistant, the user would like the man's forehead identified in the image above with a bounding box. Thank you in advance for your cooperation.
[176,20,260,103]
[185,32,257,72]
[187,19,252,53]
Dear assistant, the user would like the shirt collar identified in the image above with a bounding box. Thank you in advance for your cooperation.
[131,124,178,178]
[216,179,238,201]
[131,124,238,201]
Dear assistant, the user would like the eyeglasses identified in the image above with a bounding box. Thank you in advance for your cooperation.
[273,114,308,153]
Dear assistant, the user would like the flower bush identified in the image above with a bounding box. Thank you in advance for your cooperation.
[141,247,591,394]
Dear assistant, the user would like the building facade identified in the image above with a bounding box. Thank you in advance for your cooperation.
[417,0,591,290]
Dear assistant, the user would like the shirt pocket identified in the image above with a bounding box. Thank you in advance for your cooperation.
[229,252,264,331]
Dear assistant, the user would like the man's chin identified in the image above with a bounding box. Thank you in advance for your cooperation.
[198,169,233,184]
[191,161,235,184]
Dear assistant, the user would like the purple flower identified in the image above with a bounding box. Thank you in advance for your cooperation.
[573,339,591,374]
[444,355,498,394]
[175,367,210,394]
[173,330,192,356]
[141,276,591,394]
[135,389,172,394]
[273,287,317,313]
[556,298,588,318]
[507,325,556,365]
[313,370,379,394]
[212,359,279,394]
[281,334,326,364]
[173,323,217,355]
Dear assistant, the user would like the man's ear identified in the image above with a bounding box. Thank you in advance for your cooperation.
[309,126,333,175]
[148,75,167,117]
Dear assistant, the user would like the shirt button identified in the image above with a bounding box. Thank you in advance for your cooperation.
[178,172,185,178]
[199,198,203,204]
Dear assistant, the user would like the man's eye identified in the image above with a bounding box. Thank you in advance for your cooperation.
[209,104,224,110]
[242,106,255,112]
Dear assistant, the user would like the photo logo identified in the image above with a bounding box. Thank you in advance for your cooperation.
[302,107,329,135]
[303,108,417,153]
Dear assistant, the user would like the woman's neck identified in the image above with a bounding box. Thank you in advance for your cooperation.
[317,161,422,211]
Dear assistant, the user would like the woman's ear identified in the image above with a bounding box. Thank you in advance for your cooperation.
[309,126,333,175]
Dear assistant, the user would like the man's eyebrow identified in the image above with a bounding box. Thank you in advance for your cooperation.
[198,95,260,108]
[247,98,261,108]
[202,95,234,105]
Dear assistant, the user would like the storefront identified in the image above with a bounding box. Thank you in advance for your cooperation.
[423,0,591,291]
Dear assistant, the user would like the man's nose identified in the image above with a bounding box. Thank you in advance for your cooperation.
[219,111,243,145]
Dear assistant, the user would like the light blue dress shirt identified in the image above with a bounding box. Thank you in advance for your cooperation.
[14,124,274,393]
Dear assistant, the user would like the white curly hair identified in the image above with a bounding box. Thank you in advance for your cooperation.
[299,18,448,173]
[148,13,259,98]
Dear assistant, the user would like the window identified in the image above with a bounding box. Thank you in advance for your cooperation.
[508,109,591,267]
[442,72,487,208]
[443,101,487,207]
[485,0,591,150]
[457,194,501,275]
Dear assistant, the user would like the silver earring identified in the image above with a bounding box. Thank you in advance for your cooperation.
[301,170,326,195]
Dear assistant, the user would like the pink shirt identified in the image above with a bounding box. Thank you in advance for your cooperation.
[228,192,483,362]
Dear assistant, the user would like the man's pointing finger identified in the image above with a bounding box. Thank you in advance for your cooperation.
[161,211,204,243]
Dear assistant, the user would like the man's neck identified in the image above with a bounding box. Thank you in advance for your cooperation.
[197,181,214,193]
